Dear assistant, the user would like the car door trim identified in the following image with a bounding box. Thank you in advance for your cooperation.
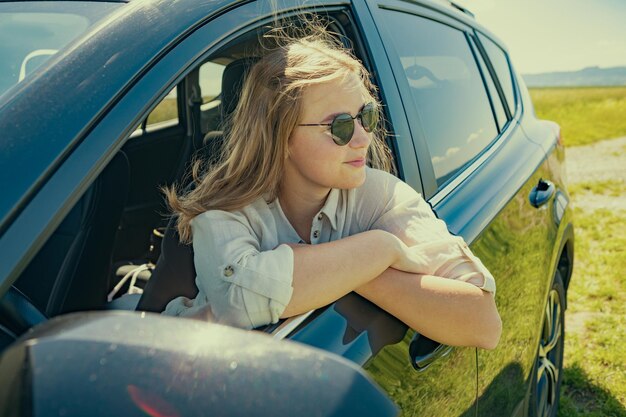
[429,119,516,207]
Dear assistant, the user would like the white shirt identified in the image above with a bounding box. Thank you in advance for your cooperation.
[163,167,496,329]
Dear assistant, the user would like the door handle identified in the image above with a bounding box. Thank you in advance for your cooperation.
[409,333,453,372]
[529,179,555,208]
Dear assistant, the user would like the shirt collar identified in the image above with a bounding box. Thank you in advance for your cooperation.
[319,188,340,230]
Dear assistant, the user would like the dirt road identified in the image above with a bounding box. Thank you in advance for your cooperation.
[565,136,626,211]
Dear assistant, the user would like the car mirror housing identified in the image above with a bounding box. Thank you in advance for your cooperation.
[0,311,397,417]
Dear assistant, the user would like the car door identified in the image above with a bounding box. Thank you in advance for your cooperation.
[284,2,479,416]
[469,33,560,416]
[362,1,557,415]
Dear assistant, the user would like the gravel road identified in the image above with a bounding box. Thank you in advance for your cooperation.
[565,136,626,211]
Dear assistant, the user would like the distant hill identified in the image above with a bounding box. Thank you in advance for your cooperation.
[522,66,626,87]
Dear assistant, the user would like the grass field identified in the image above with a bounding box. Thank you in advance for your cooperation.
[558,198,626,417]
[529,86,626,146]
[531,87,626,416]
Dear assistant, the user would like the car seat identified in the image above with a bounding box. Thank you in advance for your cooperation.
[134,57,260,313]
[12,151,130,317]
[201,57,260,159]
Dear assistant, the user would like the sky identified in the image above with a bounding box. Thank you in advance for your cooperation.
[456,0,626,74]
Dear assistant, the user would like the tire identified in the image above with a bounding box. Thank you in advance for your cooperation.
[529,270,566,417]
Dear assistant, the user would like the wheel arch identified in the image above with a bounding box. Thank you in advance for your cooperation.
[553,222,574,310]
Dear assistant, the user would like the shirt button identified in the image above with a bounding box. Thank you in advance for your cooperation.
[223,266,234,277]
[317,214,323,221]
[313,230,320,239]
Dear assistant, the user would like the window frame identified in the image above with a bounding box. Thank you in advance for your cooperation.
[467,34,509,134]
[474,30,521,121]
[371,1,506,200]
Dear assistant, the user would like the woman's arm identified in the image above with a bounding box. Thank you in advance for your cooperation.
[356,269,502,349]
[284,232,502,349]
[283,231,501,350]
[281,230,400,317]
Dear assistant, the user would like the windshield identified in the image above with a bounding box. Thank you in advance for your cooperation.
[0,1,123,97]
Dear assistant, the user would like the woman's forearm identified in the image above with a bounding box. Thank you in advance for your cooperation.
[281,230,399,318]
[356,268,502,349]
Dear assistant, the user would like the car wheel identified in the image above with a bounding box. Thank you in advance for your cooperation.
[530,270,565,417]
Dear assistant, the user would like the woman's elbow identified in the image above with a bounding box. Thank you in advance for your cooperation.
[476,313,502,350]
[474,295,502,350]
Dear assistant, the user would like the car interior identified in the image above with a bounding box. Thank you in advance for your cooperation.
[0,12,389,350]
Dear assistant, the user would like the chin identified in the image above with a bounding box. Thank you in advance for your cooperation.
[336,168,367,190]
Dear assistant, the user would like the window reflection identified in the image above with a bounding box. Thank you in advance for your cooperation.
[382,11,499,188]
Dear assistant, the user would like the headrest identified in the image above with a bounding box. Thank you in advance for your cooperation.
[220,57,261,123]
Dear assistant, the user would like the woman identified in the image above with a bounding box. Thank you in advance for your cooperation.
[163,26,502,349]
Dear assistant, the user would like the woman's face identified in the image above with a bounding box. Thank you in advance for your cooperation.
[285,74,373,196]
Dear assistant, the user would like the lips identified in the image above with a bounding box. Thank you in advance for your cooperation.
[345,158,366,167]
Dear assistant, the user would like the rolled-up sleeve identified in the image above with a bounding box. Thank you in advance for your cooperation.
[165,210,294,329]
[367,171,496,295]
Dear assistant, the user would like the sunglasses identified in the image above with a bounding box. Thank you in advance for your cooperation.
[298,102,379,146]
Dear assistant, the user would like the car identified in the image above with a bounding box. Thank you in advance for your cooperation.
[0,0,574,416]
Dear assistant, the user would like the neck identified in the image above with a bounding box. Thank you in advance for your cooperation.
[279,177,330,241]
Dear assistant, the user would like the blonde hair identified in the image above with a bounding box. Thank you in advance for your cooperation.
[165,20,393,242]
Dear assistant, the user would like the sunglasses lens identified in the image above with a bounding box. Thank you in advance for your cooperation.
[328,103,378,146]
[331,114,355,145]
[361,103,378,132]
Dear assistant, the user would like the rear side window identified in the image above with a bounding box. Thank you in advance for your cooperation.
[199,61,226,134]
[146,87,178,127]
[200,62,225,104]
[381,10,498,189]
[469,36,507,131]
[477,33,516,116]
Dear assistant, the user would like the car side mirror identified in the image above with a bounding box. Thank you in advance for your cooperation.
[0,311,398,417]
[409,333,453,372]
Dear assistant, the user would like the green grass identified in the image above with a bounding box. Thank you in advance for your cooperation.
[147,98,178,125]
[529,86,626,147]
[557,199,626,416]
[569,179,625,198]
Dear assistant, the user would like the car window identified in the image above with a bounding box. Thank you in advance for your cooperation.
[199,61,225,134]
[477,33,516,116]
[146,87,178,127]
[0,1,122,97]
[130,86,179,137]
[200,61,224,104]
[469,36,508,131]
[381,10,498,189]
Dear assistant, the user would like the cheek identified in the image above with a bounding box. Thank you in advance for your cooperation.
[288,146,366,190]
[289,132,344,177]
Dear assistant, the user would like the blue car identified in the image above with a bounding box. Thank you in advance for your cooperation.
[0,0,574,416]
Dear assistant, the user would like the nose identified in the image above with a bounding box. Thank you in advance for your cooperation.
[349,120,372,149]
